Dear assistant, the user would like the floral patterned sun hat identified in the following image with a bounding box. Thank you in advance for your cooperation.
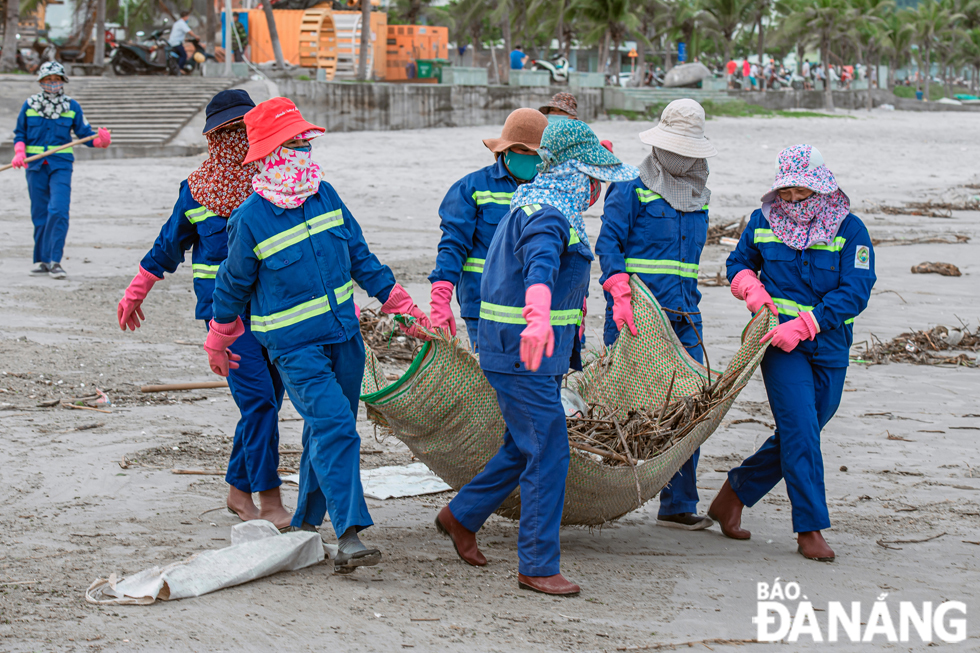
[761,144,839,203]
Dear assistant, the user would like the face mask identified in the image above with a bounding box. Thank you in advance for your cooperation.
[40,80,64,95]
[776,193,819,223]
[504,151,542,182]
[287,145,312,152]
[547,114,570,123]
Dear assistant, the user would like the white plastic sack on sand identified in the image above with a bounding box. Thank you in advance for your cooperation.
[281,462,452,500]
[85,520,324,605]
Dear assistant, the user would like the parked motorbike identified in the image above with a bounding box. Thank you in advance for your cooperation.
[110,29,180,76]
[182,36,215,75]
[32,29,89,66]
[529,53,570,83]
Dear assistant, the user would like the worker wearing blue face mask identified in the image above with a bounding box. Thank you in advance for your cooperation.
[428,109,549,349]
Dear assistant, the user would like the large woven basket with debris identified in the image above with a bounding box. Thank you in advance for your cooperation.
[361,276,777,526]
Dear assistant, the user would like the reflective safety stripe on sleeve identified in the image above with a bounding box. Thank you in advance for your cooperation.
[624,258,699,278]
[253,211,345,260]
[192,263,220,279]
[479,302,583,326]
[463,257,485,273]
[472,190,514,206]
[773,297,856,325]
[24,144,73,155]
[185,206,220,224]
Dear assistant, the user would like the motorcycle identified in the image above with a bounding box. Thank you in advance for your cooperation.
[182,36,215,75]
[529,53,570,83]
[110,29,180,76]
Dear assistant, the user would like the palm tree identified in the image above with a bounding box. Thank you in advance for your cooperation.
[851,0,893,109]
[884,8,915,87]
[914,0,950,99]
[0,0,20,73]
[261,0,286,71]
[773,0,815,75]
[574,0,638,76]
[749,0,771,91]
[960,27,980,92]
[700,0,752,64]
[786,0,856,110]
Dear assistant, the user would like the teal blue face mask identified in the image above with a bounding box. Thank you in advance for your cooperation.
[547,114,570,123]
[288,145,312,152]
[504,151,542,181]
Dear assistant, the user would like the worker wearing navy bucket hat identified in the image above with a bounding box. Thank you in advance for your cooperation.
[118,89,298,531]
[596,98,717,533]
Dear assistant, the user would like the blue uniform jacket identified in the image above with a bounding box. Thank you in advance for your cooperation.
[140,181,230,321]
[478,203,593,376]
[428,158,518,319]
[596,179,708,323]
[14,98,96,170]
[726,209,876,367]
[212,181,396,357]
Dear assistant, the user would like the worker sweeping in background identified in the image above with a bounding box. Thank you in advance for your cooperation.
[435,119,638,596]
[596,99,716,532]
[204,97,432,571]
[711,144,875,562]
[11,61,111,279]
[117,90,294,530]
[428,108,548,348]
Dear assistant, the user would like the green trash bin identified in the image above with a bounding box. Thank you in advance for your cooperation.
[416,58,450,83]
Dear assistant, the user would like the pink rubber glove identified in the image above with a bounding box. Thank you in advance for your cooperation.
[520,284,555,372]
[762,313,818,353]
[602,273,637,336]
[381,283,433,340]
[117,266,163,331]
[93,128,111,148]
[354,302,361,319]
[579,296,588,340]
[11,142,27,169]
[731,269,777,316]
[204,317,244,376]
[429,280,457,336]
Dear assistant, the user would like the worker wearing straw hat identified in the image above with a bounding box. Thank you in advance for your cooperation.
[435,119,639,596]
[595,98,716,532]
[204,97,432,572]
[117,90,294,531]
[711,144,875,561]
[428,108,548,349]
[10,61,111,280]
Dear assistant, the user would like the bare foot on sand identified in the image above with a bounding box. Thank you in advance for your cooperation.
[258,487,293,530]
[227,486,260,521]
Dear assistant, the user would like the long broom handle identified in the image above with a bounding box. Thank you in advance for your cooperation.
[0,132,103,173]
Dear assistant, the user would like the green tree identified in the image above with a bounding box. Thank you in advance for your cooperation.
[574,0,638,76]
[786,0,856,110]
[700,0,752,65]
[0,0,20,73]
[852,0,894,108]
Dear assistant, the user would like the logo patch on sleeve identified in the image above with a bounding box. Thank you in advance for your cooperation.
[855,245,870,270]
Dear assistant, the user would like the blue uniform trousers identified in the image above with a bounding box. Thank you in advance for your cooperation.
[274,337,372,537]
[463,317,479,351]
[26,165,72,264]
[728,347,846,533]
[223,319,285,494]
[449,372,569,577]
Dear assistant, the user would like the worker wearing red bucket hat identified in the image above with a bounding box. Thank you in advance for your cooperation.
[205,97,433,572]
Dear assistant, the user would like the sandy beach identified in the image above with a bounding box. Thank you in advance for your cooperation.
[0,108,978,651]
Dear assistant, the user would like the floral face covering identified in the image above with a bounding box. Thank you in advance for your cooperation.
[766,189,850,250]
[252,145,322,209]
[187,124,258,217]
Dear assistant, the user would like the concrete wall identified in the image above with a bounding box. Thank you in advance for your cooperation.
[733,88,980,112]
[277,80,602,132]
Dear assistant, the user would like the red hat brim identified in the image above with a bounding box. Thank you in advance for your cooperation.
[243,115,325,164]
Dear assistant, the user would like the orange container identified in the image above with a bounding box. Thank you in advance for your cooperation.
[243,9,306,65]
[386,24,448,81]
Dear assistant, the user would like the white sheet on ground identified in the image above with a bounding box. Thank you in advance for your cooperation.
[281,462,452,500]
[86,520,324,605]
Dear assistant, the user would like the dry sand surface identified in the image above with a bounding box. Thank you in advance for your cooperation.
[1,109,979,652]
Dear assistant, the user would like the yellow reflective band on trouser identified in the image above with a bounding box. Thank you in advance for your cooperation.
[624,258,699,279]
[185,206,219,224]
[636,189,663,203]
[463,258,485,273]
[808,237,847,252]
[25,145,73,154]
[335,280,354,304]
[192,264,220,280]
[479,302,583,326]
[472,190,514,206]
[253,212,345,260]
[754,228,781,244]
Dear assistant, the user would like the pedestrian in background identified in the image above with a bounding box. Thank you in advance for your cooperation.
[510,44,528,70]
[168,9,198,72]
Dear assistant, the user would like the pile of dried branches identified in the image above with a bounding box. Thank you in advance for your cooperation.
[872,233,969,247]
[865,200,980,219]
[359,307,423,364]
[706,216,747,246]
[567,372,737,467]
[853,324,979,367]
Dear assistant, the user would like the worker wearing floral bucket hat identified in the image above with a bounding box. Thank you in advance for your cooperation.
[711,144,875,562]
[204,97,433,572]
[434,119,638,596]
[596,98,717,532]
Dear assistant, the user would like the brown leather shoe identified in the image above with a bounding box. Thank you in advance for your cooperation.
[707,480,751,540]
[518,573,580,596]
[797,531,835,562]
[435,506,486,567]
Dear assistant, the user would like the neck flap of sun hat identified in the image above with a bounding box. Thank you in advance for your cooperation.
[761,144,850,251]
[638,146,710,213]
[187,123,259,217]
[251,129,324,210]
[28,61,70,120]
[512,119,639,248]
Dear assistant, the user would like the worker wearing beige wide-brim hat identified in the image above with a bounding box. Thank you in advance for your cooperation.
[428,108,549,350]
[595,98,717,531]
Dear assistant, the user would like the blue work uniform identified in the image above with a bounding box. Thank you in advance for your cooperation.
[596,180,709,516]
[141,181,285,494]
[449,203,591,577]
[428,158,518,349]
[212,181,397,536]
[14,98,96,264]
[725,209,876,532]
